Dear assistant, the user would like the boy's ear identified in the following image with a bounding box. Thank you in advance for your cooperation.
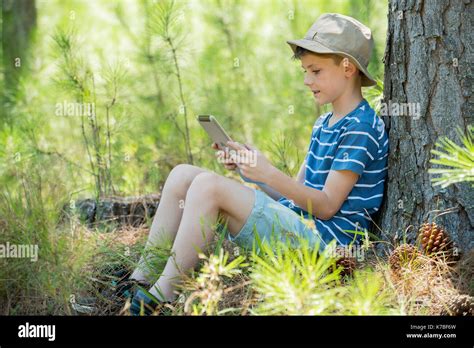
[342,58,358,78]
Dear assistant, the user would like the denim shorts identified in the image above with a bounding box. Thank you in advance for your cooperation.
[218,189,326,253]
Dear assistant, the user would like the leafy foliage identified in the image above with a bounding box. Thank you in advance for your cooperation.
[429,126,474,188]
[182,249,248,315]
[250,239,342,315]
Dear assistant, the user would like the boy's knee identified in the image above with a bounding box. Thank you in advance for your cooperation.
[166,164,206,193]
[187,172,222,199]
[169,164,196,178]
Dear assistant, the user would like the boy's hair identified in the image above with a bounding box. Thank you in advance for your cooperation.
[293,46,343,65]
[293,46,362,77]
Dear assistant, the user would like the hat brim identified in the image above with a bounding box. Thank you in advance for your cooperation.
[287,39,377,87]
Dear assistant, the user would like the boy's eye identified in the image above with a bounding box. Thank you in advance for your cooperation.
[312,70,321,74]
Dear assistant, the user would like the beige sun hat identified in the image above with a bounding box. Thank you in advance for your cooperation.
[287,13,377,87]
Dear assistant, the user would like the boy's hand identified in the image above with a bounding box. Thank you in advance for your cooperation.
[226,141,275,184]
[212,142,237,171]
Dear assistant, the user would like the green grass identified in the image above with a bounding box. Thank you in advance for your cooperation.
[0,166,95,314]
[1,187,469,316]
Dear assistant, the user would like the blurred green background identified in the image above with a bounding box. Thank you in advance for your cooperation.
[1,0,389,315]
[1,0,388,200]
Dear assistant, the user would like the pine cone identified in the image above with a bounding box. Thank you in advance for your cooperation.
[442,294,474,316]
[389,244,420,273]
[336,256,356,277]
[334,246,356,277]
[418,222,458,260]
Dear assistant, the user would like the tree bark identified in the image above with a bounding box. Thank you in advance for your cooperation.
[1,0,37,126]
[377,0,473,252]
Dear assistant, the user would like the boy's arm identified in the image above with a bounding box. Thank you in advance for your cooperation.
[255,182,283,201]
[255,159,305,201]
[264,122,380,219]
[296,159,306,183]
[265,167,359,220]
[224,141,358,215]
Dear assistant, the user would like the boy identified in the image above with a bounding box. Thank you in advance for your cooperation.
[125,13,388,315]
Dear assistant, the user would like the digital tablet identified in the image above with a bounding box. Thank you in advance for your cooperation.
[197,115,233,150]
[197,114,266,185]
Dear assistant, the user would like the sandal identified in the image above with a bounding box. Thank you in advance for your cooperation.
[129,289,164,316]
[130,286,178,316]
[102,275,151,301]
[115,278,151,300]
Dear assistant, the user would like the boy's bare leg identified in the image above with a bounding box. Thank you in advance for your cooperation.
[130,164,209,283]
[148,172,255,301]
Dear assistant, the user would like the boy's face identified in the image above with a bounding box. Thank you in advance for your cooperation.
[300,53,350,105]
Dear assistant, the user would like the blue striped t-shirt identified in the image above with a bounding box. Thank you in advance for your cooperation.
[278,99,388,247]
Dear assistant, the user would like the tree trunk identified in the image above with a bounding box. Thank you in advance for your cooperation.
[1,0,36,125]
[377,0,473,253]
